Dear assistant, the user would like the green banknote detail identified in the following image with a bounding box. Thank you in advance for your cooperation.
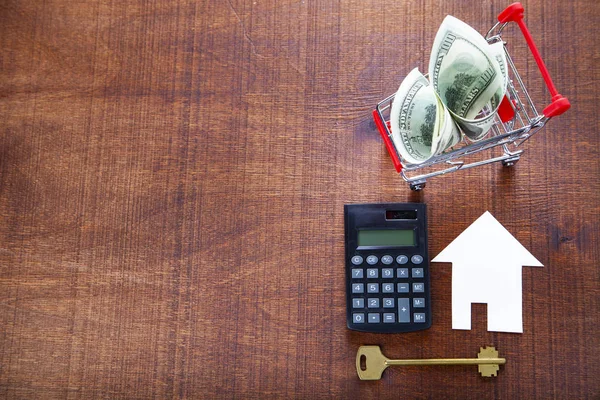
[432,34,499,119]
[419,103,436,147]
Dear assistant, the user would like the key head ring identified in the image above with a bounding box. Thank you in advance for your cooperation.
[356,346,389,380]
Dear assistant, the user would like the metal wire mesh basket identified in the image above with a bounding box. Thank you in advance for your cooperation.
[373,2,570,190]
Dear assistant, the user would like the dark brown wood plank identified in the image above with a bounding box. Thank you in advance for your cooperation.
[0,0,598,398]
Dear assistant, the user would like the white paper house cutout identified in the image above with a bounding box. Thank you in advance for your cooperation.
[432,211,543,333]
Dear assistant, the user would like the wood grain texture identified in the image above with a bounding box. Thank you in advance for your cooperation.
[0,0,598,398]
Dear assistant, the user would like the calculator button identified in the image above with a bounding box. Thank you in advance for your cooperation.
[351,269,363,279]
[352,298,364,308]
[382,268,394,278]
[398,298,410,323]
[368,298,380,308]
[413,283,425,292]
[352,283,364,293]
[367,283,379,293]
[413,298,425,308]
[397,283,409,293]
[383,298,395,308]
[366,268,378,279]
[382,283,394,293]
[383,313,396,323]
[381,255,393,265]
[353,313,365,323]
[366,255,378,265]
[351,255,363,265]
[396,255,408,264]
[397,268,409,278]
[414,313,426,323]
[412,268,424,278]
[368,313,380,323]
[411,255,424,264]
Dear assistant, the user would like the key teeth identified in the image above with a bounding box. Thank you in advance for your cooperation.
[478,346,499,359]
[478,364,500,378]
[478,346,502,378]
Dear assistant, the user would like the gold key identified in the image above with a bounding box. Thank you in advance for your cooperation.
[356,345,506,380]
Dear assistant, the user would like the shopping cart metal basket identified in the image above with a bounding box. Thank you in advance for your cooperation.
[372,2,570,190]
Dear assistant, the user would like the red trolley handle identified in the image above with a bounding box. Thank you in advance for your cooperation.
[373,109,403,172]
[498,2,570,118]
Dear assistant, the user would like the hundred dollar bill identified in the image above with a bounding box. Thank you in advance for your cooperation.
[390,68,458,165]
[429,16,507,140]
[450,41,508,140]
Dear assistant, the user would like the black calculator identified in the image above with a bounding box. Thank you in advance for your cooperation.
[344,203,431,333]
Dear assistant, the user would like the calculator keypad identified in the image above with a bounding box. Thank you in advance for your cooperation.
[349,253,429,329]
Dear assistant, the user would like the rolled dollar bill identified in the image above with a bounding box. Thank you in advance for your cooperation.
[429,16,507,140]
[390,68,457,164]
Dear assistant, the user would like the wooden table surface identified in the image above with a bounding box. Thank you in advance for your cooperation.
[1,0,598,398]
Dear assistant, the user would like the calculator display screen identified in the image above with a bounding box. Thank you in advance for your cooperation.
[357,229,415,247]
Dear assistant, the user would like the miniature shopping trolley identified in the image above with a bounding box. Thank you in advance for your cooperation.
[373,2,570,190]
